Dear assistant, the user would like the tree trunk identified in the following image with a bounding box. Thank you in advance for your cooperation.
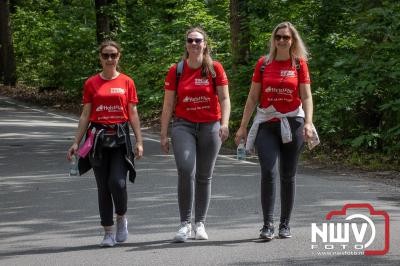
[229,0,250,72]
[95,0,120,44]
[95,0,110,44]
[0,0,17,86]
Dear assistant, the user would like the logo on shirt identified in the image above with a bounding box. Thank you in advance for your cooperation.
[182,96,211,103]
[265,86,293,95]
[96,105,123,112]
[281,70,295,77]
[110,88,125,94]
[195,78,209,86]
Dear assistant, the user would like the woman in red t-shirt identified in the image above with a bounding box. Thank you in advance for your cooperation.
[67,40,143,247]
[235,22,315,240]
[161,27,231,242]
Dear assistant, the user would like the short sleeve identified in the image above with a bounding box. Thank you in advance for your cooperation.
[164,64,177,91]
[251,56,265,83]
[127,78,139,104]
[299,59,311,84]
[213,61,228,86]
[82,78,93,104]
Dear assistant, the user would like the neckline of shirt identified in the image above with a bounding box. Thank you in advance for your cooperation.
[99,72,121,80]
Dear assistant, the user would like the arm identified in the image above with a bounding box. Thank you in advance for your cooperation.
[234,82,261,145]
[67,103,91,160]
[128,103,143,159]
[217,84,230,142]
[299,83,314,140]
[160,89,176,153]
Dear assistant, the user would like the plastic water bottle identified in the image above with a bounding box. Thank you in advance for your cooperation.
[236,139,246,160]
[69,154,78,176]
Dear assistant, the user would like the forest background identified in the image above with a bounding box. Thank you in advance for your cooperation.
[0,0,399,171]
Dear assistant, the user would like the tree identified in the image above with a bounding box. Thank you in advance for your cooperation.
[229,0,250,71]
[0,0,17,85]
[95,0,118,44]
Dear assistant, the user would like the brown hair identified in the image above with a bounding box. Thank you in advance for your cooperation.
[183,27,215,78]
[99,40,122,71]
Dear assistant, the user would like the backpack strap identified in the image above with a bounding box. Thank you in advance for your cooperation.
[295,57,301,87]
[260,55,268,76]
[210,62,217,94]
[259,55,268,91]
[175,60,185,91]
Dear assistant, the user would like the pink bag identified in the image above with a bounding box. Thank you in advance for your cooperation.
[78,128,96,158]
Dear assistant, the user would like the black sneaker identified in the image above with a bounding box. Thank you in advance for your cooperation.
[259,223,274,240]
[278,222,292,238]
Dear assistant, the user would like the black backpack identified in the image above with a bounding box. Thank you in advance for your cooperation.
[175,60,217,93]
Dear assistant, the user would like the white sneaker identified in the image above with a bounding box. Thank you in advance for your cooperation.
[194,222,208,240]
[100,232,116,247]
[173,222,192,243]
[116,217,128,243]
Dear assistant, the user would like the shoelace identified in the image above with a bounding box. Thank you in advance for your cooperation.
[260,225,273,232]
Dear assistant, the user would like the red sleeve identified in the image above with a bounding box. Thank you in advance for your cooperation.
[127,77,139,104]
[82,77,93,104]
[299,59,311,84]
[213,61,228,86]
[164,64,177,91]
[251,56,266,83]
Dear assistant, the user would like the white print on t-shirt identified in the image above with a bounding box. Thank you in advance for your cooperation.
[186,106,211,111]
[280,70,295,77]
[267,97,293,102]
[98,115,125,120]
[96,105,123,112]
[182,96,211,103]
[265,86,293,95]
[110,88,125,94]
[195,78,209,86]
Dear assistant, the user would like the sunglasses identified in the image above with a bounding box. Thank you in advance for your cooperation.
[186,38,203,44]
[101,53,119,60]
[274,34,291,41]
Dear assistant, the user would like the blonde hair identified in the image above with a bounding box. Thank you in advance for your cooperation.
[267,22,308,65]
[183,27,215,78]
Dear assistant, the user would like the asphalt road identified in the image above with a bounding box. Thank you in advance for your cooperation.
[0,95,399,265]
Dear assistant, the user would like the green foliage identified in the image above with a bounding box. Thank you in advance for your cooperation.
[12,0,97,94]
[8,0,400,162]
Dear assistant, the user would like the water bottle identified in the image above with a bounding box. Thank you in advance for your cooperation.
[69,154,78,176]
[236,139,246,160]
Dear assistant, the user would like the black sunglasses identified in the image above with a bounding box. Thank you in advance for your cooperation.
[186,38,203,44]
[101,53,119,60]
[274,34,291,41]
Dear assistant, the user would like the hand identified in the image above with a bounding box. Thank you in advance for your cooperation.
[135,142,143,159]
[67,143,78,161]
[235,127,247,145]
[160,135,169,154]
[303,122,313,141]
[219,125,229,142]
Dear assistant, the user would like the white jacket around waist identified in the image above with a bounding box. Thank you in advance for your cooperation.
[245,105,320,151]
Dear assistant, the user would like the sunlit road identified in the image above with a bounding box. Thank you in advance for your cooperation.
[0,95,399,265]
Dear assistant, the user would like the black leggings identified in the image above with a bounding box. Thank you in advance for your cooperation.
[255,117,304,225]
[91,146,128,226]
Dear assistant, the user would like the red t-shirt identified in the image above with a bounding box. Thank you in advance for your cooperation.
[164,60,229,123]
[252,56,311,113]
[82,73,138,124]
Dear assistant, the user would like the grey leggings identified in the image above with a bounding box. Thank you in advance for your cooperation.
[255,117,304,225]
[171,118,221,223]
